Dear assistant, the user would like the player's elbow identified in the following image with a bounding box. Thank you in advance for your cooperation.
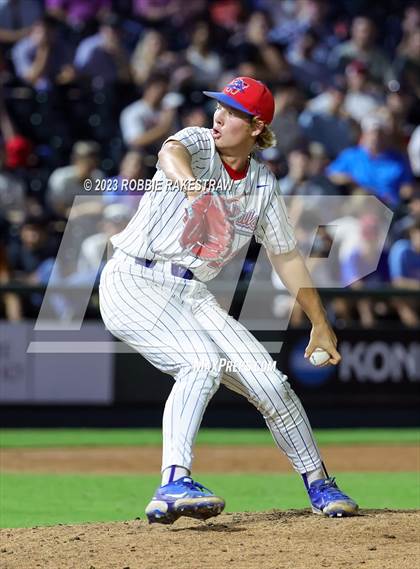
[158,140,184,161]
[158,141,192,178]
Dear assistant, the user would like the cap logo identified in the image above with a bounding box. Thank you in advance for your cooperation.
[225,78,249,95]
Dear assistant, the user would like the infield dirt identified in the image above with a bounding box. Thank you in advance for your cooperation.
[0,444,417,473]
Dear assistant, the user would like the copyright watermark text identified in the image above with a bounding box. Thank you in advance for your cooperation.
[83,178,235,193]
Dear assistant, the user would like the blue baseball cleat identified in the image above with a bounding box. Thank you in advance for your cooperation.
[145,476,225,525]
[308,477,359,517]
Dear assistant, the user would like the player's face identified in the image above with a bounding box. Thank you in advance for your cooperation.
[212,102,258,151]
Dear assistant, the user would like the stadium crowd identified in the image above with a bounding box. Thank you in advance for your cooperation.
[0,0,419,327]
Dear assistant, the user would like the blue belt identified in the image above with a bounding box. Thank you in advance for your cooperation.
[134,257,194,280]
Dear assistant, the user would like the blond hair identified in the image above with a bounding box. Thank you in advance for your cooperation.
[251,118,277,150]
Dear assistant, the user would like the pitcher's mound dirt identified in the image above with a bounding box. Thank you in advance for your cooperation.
[1,510,419,569]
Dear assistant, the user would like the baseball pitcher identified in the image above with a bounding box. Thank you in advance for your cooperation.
[99,77,358,524]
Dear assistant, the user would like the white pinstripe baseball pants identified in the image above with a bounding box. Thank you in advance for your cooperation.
[99,251,322,474]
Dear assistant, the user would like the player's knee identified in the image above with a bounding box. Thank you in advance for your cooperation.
[192,366,222,398]
[200,359,223,393]
[251,373,294,415]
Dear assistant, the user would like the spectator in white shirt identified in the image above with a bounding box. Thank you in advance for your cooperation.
[343,60,383,123]
[77,203,133,276]
[120,74,183,150]
[47,141,104,216]
[307,61,382,124]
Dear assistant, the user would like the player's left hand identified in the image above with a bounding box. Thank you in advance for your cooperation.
[304,321,341,366]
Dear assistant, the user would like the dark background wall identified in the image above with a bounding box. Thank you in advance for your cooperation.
[1,327,418,428]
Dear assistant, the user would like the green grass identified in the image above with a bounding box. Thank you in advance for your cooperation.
[0,472,418,528]
[1,428,419,449]
[1,429,418,527]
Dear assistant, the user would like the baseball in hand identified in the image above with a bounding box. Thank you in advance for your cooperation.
[309,348,330,367]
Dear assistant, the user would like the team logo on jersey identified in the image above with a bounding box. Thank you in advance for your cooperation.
[225,78,249,95]
[234,209,259,234]
[225,201,258,235]
[226,202,257,232]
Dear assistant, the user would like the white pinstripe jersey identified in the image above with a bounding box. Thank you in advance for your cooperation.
[111,127,296,282]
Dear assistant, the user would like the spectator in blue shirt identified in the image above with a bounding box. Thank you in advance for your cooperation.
[327,115,414,209]
[339,214,389,328]
[388,218,420,327]
[389,219,420,285]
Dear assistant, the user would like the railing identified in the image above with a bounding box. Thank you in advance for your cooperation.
[0,283,419,298]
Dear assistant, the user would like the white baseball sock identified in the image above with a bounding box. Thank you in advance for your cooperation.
[161,465,190,485]
[303,466,327,489]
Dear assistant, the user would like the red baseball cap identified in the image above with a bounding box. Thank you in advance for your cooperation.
[5,135,33,168]
[203,76,275,124]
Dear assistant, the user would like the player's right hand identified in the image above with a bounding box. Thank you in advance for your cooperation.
[305,321,341,366]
